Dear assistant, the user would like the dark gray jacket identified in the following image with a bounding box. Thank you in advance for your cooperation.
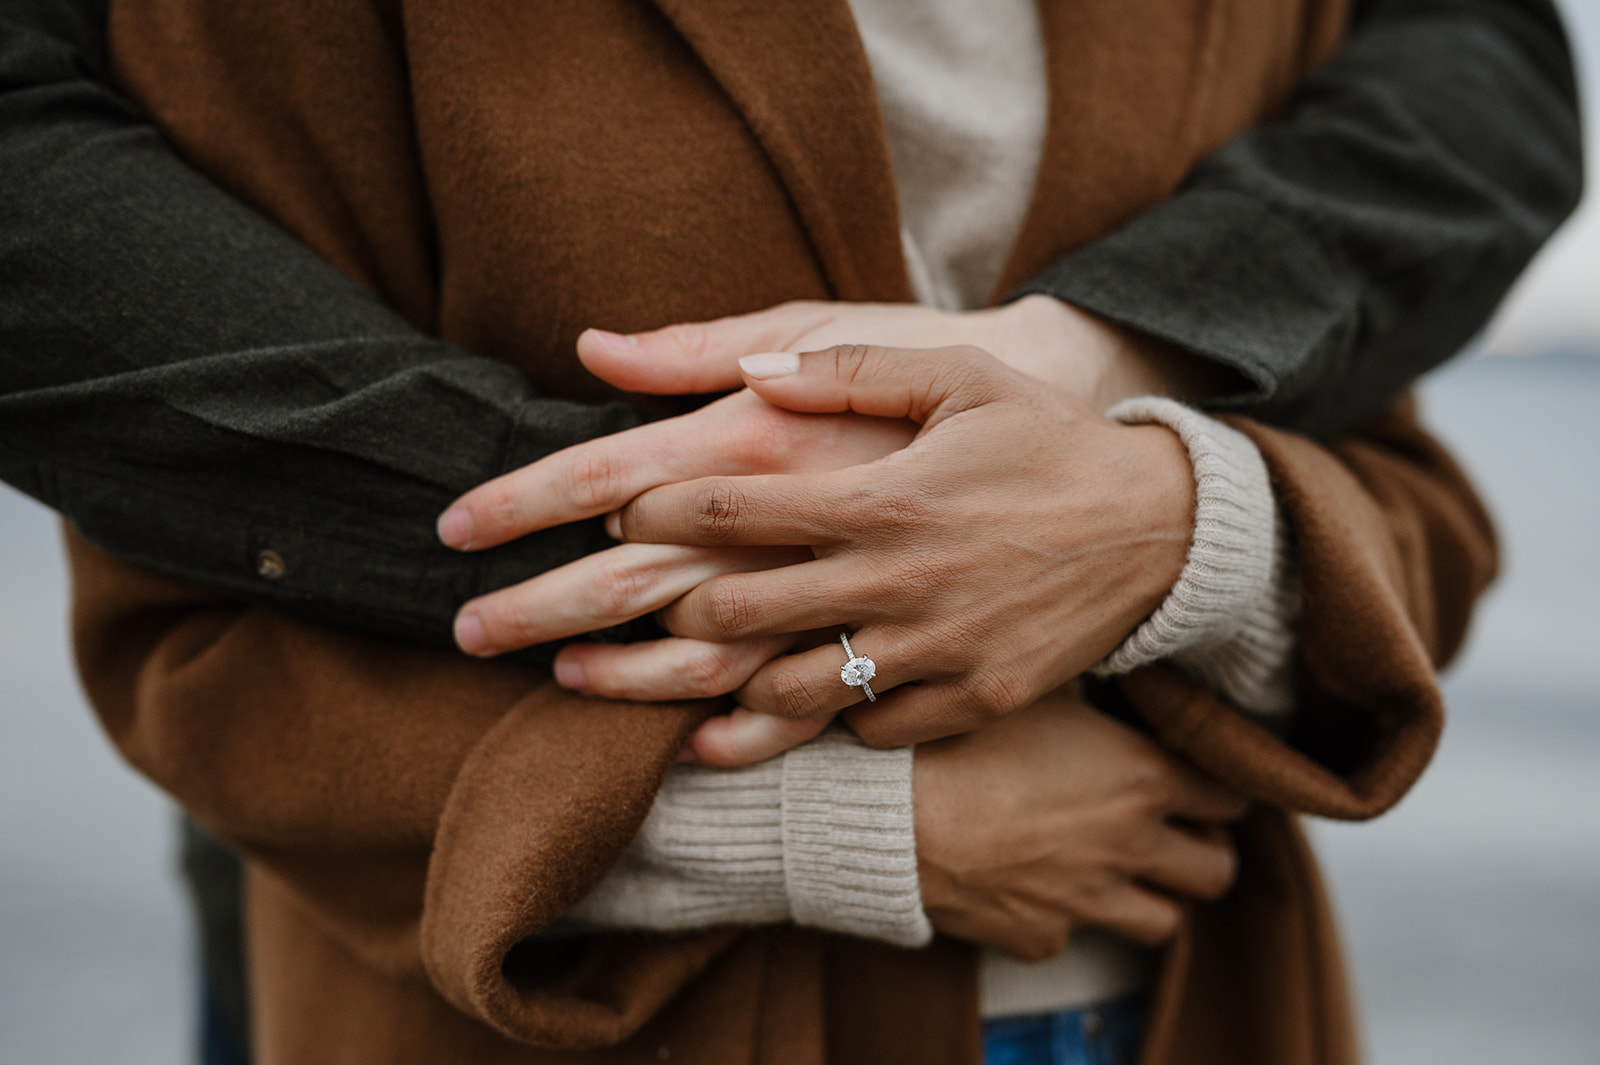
[0,0,1583,653]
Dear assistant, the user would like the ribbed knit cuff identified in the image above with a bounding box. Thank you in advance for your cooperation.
[783,729,932,948]
[1093,397,1300,719]
[561,758,791,930]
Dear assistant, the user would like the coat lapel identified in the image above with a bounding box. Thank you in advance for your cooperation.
[989,0,1227,302]
[645,0,912,303]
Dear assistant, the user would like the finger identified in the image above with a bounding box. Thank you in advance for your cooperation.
[735,630,929,719]
[736,344,1013,425]
[1166,766,1252,824]
[932,906,1074,964]
[844,671,1031,747]
[578,303,831,394]
[438,395,770,550]
[454,544,797,656]
[553,634,798,701]
[1075,885,1185,948]
[686,707,833,767]
[657,558,878,642]
[1136,824,1238,902]
[618,472,856,547]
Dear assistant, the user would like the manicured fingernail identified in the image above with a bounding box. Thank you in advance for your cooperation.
[739,352,799,379]
[554,656,589,692]
[454,612,491,656]
[437,507,475,550]
[674,744,699,764]
[605,512,623,540]
[586,329,638,355]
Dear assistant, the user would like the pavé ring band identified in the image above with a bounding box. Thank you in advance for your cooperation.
[838,632,877,702]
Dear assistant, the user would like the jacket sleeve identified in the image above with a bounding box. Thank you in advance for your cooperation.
[0,0,1575,649]
[0,0,647,652]
[1014,0,1584,437]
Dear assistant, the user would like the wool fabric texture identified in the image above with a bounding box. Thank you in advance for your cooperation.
[77,1,1498,1062]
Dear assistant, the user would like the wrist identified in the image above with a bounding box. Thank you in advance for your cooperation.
[997,295,1233,411]
[1113,419,1197,625]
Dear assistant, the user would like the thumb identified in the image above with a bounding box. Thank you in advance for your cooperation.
[578,302,829,394]
[737,344,1011,424]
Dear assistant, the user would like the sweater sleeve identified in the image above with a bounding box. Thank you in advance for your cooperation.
[1094,399,1300,720]
[562,729,931,949]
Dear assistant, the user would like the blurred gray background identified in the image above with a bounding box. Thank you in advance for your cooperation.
[4,4,1600,1063]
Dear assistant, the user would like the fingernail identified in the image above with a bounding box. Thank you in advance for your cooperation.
[437,507,475,550]
[605,512,623,540]
[739,352,799,379]
[554,656,589,692]
[586,329,638,355]
[454,612,491,656]
[674,744,699,764]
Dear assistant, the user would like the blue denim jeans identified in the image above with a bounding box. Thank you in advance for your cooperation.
[983,996,1148,1065]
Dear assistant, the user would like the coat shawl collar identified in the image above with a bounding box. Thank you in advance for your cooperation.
[644,0,913,304]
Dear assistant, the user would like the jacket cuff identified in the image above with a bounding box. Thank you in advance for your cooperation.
[783,729,932,948]
[1094,398,1299,719]
[1009,188,1354,427]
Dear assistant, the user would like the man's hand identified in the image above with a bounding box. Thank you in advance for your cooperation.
[914,688,1247,958]
[576,295,1229,411]
[611,344,1195,748]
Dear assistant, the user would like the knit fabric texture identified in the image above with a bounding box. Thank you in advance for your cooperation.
[1096,397,1300,718]
[565,728,930,948]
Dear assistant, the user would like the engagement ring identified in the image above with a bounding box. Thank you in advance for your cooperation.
[838,632,877,702]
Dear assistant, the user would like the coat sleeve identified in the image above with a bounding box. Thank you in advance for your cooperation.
[0,0,648,651]
[1015,0,1584,437]
[64,523,734,1048]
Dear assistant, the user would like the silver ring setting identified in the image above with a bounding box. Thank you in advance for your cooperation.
[838,633,877,702]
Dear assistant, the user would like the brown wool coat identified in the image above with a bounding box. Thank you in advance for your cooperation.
[76,1,1496,1062]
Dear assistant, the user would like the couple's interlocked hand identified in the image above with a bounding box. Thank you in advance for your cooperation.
[437,298,1248,955]
[439,299,1196,761]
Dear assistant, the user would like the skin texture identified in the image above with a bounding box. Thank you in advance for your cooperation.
[436,300,1237,955]
[913,688,1247,957]
[442,300,1199,761]
[613,344,1194,752]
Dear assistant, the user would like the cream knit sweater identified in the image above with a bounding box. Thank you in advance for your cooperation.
[553,0,1301,1018]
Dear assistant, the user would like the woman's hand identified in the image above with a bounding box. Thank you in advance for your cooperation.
[914,688,1247,958]
[609,344,1195,748]
[577,295,1230,411]
[443,390,913,719]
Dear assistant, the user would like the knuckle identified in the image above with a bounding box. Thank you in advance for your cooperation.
[685,646,739,697]
[1013,925,1069,963]
[831,343,873,386]
[703,578,756,638]
[590,563,649,619]
[767,669,825,720]
[1123,758,1179,814]
[662,320,710,358]
[485,596,540,648]
[1145,904,1183,945]
[565,450,624,512]
[693,480,747,542]
[893,553,952,602]
[481,488,522,537]
[959,668,1025,723]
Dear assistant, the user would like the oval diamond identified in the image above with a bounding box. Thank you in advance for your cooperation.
[841,656,876,687]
